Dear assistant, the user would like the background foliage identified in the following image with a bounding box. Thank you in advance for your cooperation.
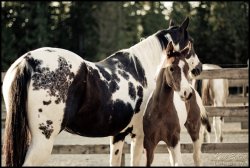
[1,1,249,71]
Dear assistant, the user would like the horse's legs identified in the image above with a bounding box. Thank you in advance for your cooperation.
[110,136,125,166]
[167,141,183,166]
[130,126,144,166]
[23,134,56,166]
[167,147,174,166]
[203,127,211,143]
[23,89,65,166]
[220,117,224,142]
[22,110,61,166]
[213,116,223,142]
[192,138,202,166]
[213,99,225,142]
[185,119,202,166]
[143,137,157,166]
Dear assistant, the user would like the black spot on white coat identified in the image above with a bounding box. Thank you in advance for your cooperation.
[43,100,51,105]
[29,56,75,104]
[134,86,143,113]
[96,65,111,81]
[115,149,119,155]
[39,120,54,139]
[44,49,56,52]
[128,82,136,100]
[106,52,147,87]
[118,70,129,80]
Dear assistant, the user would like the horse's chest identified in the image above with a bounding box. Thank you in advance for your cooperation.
[173,92,188,127]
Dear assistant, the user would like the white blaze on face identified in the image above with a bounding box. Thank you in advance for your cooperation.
[177,60,192,100]
[186,53,200,76]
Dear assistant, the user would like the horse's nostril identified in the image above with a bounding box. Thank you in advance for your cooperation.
[192,68,201,76]
[191,69,196,75]
[187,92,192,100]
[196,69,200,74]
[184,91,186,96]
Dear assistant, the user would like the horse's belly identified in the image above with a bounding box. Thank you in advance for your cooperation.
[65,106,134,137]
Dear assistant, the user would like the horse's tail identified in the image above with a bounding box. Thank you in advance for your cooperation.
[199,99,211,133]
[201,79,212,106]
[2,57,32,166]
[193,88,211,133]
[201,113,211,133]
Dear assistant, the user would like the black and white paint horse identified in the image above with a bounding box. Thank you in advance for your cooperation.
[2,17,202,166]
[143,41,211,166]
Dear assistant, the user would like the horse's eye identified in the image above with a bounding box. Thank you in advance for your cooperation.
[170,67,174,72]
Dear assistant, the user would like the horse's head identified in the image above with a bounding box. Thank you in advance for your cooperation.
[184,38,202,77]
[163,41,192,101]
[156,17,202,78]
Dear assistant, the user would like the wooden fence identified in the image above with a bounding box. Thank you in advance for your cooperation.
[193,67,249,128]
[51,143,248,154]
[0,67,249,165]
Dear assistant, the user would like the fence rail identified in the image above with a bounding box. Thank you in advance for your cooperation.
[50,143,248,154]
[191,67,248,128]
[205,106,248,117]
[193,68,248,79]
[227,96,248,104]
[228,79,248,87]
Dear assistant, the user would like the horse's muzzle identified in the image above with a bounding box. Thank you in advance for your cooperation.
[191,63,202,76]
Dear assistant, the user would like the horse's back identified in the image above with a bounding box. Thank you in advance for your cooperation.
[27,47,83,70]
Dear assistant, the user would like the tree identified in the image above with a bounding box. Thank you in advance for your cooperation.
[170,1,192,25]
[67,2,99,61]
[208,2,249,66]
[1,2,52,71]
[141,2,168,37]
[2,1,248,71]
[170,1,249,67]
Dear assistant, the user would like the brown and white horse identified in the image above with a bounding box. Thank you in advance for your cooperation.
[143,42,211,166]
[2,17,202,166]
[196,64,229,142]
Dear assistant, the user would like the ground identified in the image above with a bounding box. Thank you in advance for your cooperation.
[1,102,248,166]
[3,122,247,166]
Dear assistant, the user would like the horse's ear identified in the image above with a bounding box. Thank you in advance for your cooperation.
[180,17,189,30]
[169,19,175,27]
[181,41,191,57]
[167,41,174,55]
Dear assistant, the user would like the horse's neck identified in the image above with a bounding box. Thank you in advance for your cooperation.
[128,35,164,81]
[153,69,173,106]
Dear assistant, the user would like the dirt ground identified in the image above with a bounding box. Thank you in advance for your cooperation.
[1,122,248,166]
[45,122,249,166]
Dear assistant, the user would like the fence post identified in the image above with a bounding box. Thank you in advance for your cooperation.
[241,60,248,129]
